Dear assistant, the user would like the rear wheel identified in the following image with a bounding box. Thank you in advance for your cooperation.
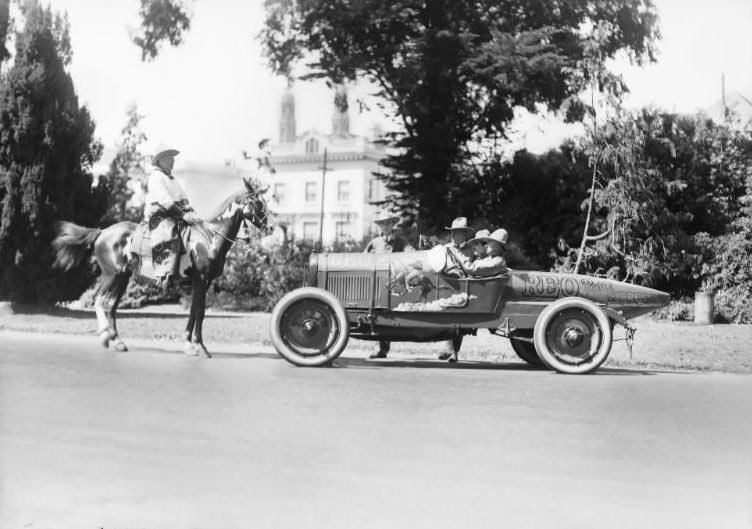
[270,287,349,367]
[509,333,544,366]
[533,297,612,374]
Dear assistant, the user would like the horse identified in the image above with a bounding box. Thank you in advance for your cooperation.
[52,180,272,358]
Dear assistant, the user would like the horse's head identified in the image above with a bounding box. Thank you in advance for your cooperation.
[239,178,273,234]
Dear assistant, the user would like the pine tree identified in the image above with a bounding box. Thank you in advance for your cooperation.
[0,1,104,303]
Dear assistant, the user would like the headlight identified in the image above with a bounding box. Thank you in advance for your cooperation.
[306,253,319,286]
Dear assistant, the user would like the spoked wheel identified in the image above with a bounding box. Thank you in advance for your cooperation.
[533,297,612,374]
[509,332,544,367]
[270,287,349,366]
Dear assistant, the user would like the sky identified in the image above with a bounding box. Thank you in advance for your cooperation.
[33,0,752,165]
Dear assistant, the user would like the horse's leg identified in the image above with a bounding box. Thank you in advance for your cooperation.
[94,275,116,348]
[192,275,211,358]
[108,271,131,352]
[183,274,200,355]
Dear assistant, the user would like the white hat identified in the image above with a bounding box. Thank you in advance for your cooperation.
[374,211,400,224]
[461,229,490,249]
[475,228,508,246]
[445,217,473,231]
[152,144,180,165]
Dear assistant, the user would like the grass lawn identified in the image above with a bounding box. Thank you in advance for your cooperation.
[1,304,751,373]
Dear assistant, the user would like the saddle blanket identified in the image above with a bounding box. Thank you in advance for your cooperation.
[128,222,210,281]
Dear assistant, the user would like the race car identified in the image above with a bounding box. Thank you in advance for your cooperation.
[269,247,670,374]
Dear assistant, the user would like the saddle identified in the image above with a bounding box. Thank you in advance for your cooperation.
[128,221,206,281]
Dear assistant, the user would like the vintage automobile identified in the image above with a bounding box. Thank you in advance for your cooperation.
[269,247,670,374]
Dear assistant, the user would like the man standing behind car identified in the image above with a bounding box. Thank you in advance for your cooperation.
[438,217,475,362]
[364,211,410,358]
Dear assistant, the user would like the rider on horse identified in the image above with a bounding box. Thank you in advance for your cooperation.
[145,145,200,288]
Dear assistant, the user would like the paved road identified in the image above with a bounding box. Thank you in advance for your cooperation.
[0,331,750,529]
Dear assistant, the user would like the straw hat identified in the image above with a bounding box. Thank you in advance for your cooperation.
[151,144,180,165]
[444,217,473,231]
[374,211,400,224]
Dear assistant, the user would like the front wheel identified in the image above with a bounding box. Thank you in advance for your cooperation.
[533,297,613,374]
[270,287,349,366]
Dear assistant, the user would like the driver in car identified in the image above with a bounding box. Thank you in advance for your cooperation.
[461,229,489,259]
[445,217,474,266]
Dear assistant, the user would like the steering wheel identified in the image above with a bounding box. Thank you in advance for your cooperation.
[446,248,468,278]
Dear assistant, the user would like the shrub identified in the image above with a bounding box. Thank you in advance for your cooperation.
[206,238,367,311]
[650,297,694,322]
[76,276,182,309]
[701,230,752,323]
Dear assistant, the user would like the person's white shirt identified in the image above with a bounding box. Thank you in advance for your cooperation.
[144,168,188,219]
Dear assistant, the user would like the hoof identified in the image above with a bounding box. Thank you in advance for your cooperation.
[447,353,458,363]
[194,343,212,359]
[112,339,128,352]
[369,352,388,359]
[183,342,198,356]
[99,330,112,348]
[437,351,452,360]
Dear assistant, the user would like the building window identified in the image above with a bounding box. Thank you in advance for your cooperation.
[274,183,285,204]
[335,221,351,240]
[337,180,350,202]
[305,138,319,154]
[305,181,317,202]
[302,221,318,241]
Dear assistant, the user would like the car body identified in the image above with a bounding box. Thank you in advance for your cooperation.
[270,248,670,374]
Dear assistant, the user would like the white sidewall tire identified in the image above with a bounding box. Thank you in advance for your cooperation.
[270,287,350,367]
[533,297,613,374]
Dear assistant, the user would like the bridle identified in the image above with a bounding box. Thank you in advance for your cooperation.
[205,190,270,244]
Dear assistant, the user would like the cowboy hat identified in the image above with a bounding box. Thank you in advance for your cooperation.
[445,217,473,231]
[152,144,180,165]
[374,210,400,224]
[461,229,490,248]
[474,228,508,246]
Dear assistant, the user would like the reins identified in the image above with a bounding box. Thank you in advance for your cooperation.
[200,191,269,245]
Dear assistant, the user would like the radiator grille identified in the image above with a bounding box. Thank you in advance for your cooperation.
[325,271,390,308]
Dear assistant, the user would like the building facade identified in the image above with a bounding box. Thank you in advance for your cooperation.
[174,85,390,245]
[265,85,390,244]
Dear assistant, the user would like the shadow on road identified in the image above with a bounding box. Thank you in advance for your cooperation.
[328,357,665,375]
[123,346,681,376]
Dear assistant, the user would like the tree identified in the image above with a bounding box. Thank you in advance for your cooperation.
[96,104,149,225]
[558,107,751,293]
[699,121,752,322]
[130,0,659,229]
[0,1,104,303]
[259,0,659,229]
[0,0,10,64]
[132,0,191,61]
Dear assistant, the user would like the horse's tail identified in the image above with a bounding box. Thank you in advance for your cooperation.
[52,221,102,271]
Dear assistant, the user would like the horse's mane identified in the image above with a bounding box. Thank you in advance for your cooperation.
[204,190,251,222]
